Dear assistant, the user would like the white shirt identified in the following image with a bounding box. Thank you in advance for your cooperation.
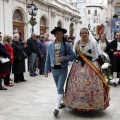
[117,41,120,50]
[54,42,61,65]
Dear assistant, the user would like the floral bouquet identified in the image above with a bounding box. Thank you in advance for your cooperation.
[101,63,111,70]
[28,19,37,26]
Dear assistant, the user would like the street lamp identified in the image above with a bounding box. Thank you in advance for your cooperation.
[27,2,38,33]
[70,18,74,23]
[88,24,91,30]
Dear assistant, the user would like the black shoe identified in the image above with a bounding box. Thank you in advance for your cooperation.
[34,74,38,76]
[20,80,27,82]
[39,73,44,75]
[113,82,117,87]
[59,103,65,109]
[0,86,7,90]
[53,109,59,116]
[30,75,36,77]
[14,81,19,83]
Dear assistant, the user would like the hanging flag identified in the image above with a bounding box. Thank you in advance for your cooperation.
[97,24,104,35]
[110,18,120,39]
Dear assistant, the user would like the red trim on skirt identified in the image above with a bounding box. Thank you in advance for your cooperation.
[0,72,10,77]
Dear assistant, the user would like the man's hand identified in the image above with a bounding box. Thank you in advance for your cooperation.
[58,54,62,62]
[45,73,48,77]
[41,55,44,58]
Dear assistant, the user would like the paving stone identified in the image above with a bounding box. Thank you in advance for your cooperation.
[0,63,120,120]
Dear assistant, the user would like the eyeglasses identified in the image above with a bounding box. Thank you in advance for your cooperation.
[116,35,120,36]
[0,36,2,37]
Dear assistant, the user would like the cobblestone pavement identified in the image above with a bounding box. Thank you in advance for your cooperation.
[0,63,120,120]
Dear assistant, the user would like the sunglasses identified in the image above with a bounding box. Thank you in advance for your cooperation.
[0,36,2,37]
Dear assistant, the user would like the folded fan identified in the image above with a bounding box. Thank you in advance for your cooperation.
[0,57,9,63]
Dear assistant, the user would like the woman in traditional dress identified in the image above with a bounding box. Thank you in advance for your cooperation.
[64,28,110,112]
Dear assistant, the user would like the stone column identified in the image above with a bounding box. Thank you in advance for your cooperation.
[51,12,56,40]
[0,0,4,34]
[65,17,70,35]
[51,12,56,29]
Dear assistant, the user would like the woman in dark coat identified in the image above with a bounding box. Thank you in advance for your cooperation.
[4,35,14,86]
[97,34,112,82]
[0,39,11,90]
[97,34,111,61]
[12,34,27,83]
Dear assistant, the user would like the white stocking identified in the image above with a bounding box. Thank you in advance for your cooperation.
[113,72,117,83]
[55,94,63,110]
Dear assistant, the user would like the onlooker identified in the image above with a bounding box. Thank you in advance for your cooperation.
[12,34,27,83]
[13,30,23,44]
[27,33,39,76]
[4,35,14,86]
[38,35,47,75]
[109,31,120,86]
[45,35,52,50]
[0,33,11,90]
[0,32,3,44]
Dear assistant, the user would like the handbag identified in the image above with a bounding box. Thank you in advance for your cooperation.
[0,57,10,63]
[22,51,27,59]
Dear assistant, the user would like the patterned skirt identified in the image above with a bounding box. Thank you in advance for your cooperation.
[64,61,109,112]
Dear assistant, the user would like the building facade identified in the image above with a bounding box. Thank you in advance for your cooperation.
[86,3,107,37]
[0,0,81,40]
[107,0,120,40]
[69,0,108,38]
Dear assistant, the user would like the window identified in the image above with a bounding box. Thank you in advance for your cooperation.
[93,18,96,23]
[40,17,46,26]
[13,10,23,22]
[88,10,90,14]
[94,10,97,16]
[57,21,62,27]
[93,27,96,33]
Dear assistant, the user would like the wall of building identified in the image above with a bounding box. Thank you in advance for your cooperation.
[0,0,81,40]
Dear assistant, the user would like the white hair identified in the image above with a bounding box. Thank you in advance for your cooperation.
[31,33,36,37]
[13,34,19,38]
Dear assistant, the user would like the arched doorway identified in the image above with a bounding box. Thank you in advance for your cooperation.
[13,9,24,39]
[69,23,74,37]
[40,17,46,35]
[57,21,62,27]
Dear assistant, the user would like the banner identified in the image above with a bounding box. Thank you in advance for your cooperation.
[110,18,120,39]
[97,24,104,35]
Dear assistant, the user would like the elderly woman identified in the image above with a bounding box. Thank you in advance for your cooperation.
[0,33,11,90]
[4,35,14,86]
[12,34,27,83]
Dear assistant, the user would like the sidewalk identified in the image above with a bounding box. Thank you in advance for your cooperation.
[0,63,120,120]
